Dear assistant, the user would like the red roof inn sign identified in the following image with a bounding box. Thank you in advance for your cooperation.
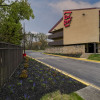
[64,11,72,27]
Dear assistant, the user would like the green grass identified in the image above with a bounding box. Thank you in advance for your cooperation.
[40,90,84,100]
[88,54,100,61]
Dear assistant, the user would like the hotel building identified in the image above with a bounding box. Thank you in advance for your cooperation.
[46,8,100,56]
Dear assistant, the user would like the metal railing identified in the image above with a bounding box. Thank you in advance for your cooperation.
[0,42,23,87]
[48,31,63,39]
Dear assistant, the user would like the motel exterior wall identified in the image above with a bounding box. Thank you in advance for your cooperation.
[63,9,100,45]
[45,45,85,54]
[46,8,100,55]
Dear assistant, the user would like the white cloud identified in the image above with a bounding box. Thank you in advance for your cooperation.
[31,31,50,35]
[49,0,100,14]
[46,33,51,35]
[31,31,38,34]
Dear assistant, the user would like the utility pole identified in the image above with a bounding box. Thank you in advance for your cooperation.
[23,22,26,55]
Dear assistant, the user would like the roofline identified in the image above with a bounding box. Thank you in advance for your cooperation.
[63,7,100,11]
[48,7,100,33]
[48,17,63,33]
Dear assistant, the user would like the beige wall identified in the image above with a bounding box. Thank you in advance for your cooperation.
[45,45,85,54]
[52,20,64,32]
[63,9,100,45]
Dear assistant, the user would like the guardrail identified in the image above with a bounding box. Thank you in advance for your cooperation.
[0,42,23,87]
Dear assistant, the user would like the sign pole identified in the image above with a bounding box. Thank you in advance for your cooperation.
[23,22,26,56]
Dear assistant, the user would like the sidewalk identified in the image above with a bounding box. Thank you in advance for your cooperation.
[76,86,100,100]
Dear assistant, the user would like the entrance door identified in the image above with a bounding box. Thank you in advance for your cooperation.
[88,43,94,53]
[87,43,98,53]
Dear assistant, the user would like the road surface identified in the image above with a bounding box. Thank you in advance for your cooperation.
[26,50,100,88]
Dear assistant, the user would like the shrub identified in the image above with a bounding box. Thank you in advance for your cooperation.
[19,70,28,78]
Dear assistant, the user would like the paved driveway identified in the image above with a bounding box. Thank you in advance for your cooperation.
[26,50,100,88]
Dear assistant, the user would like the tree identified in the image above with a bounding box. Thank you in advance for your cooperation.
[0,0,5,4]
[33,42,42,50]
[37,33,48,50]
[33,33,48,50]
[25,32,35,49]
[0,0,34,45]
[24,32,48,50]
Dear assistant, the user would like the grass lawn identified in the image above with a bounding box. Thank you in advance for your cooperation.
[88,54,100,61]
[0,57,86,100]
[41,90,84,100]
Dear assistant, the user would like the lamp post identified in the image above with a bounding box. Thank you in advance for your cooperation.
[23,22,26,56]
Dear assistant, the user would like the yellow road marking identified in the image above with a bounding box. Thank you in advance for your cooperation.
[27,55,100,91]
[35,57,62,60]
[44,53,100,63]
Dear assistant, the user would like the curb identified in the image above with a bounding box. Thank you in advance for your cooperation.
[27,55,100,91]
[44,53,100,63]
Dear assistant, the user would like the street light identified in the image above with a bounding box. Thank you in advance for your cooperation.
[23,22,26,57]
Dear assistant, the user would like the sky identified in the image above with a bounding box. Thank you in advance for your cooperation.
[21,0,100,34]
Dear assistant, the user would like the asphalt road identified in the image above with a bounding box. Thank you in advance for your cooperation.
[26,50,100,88]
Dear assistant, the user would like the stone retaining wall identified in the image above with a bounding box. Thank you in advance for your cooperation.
[45,45,85,54]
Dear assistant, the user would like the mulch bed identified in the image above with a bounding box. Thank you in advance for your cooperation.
[0,57,86,100]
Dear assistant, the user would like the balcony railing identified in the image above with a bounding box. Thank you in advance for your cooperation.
[48,40,63,46]
[48,31,63,39]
